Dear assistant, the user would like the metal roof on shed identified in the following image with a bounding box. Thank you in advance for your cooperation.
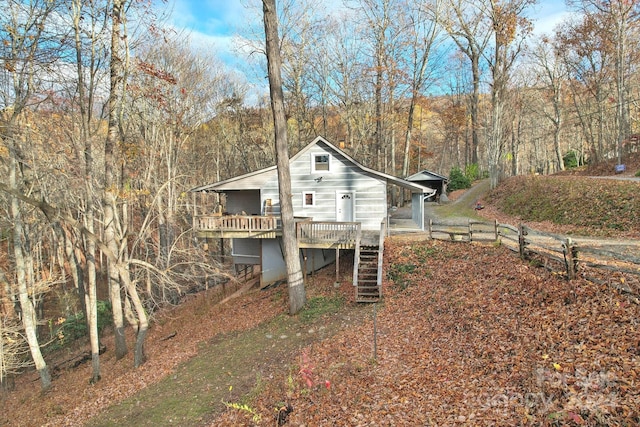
[405,170,449,182]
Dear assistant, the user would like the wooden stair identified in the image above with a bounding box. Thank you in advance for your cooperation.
[355,245,382,302]
[353,221,386,303]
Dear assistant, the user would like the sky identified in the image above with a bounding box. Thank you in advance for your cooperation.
[163,0,574,100]
[166,0,573,56]
[165,0,253,66]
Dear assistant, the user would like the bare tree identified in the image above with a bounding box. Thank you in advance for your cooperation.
[400,0,444,179]
[127,37,223,269]
[103,0,129,361]
[0,0,62,391]
[570,0,640,165]
[441,0,492,166]
[321,16,375,154]
[530,36,568,172]
[483,0,534,188]
[354,0,395,171]
[67,0,110,383]
[0,315,29,392]
[262,0,306,315]
[278,0,324,150]
[556,15,613,162]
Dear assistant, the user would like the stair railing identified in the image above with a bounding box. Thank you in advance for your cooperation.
[352,226,363,287]
[376,220,386,297]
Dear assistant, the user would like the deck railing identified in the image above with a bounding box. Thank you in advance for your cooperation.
[194,215,362,248]
[296,221,361,248]
[193,215,278,234]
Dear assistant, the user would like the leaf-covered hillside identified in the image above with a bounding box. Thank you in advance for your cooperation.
[484,176,639,238]
[213,238,640,425]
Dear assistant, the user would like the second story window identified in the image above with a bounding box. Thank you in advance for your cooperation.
[312,154,330,172]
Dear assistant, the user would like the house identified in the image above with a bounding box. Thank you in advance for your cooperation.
[190,136,435,301]
[405,170,449,202]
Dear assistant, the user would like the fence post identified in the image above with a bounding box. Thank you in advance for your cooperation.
[428,218,432,239]
[494,220,498,241]
[468,219,472,242]
[518,224,527,259]
[564,237,577,280]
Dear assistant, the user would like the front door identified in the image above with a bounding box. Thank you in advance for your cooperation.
[336,192,354,222]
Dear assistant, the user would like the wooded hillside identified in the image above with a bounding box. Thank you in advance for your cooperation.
[1,0,640,406]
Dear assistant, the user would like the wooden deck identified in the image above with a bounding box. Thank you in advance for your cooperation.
[193,215,378,249]
[296,221,361,249]
[193,215,278,239]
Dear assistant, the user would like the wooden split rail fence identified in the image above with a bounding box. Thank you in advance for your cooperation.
[428,219,640,294]
[427,218,499,242]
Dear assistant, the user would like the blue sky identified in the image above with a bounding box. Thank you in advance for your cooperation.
[166,0,572,56]
[168,0,248,38]
[165,0,252,65]
[163,0,573,99]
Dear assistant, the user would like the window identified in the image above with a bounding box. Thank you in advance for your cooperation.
[312,154,330,172]
[303,192,315,207]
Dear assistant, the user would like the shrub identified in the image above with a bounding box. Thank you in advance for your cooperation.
[464,163,480,181]
[448,167,472,192]
[563,150,581,169]
[51,300,112,348]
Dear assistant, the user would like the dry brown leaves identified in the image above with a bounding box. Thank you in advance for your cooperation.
[0,282,285,427]
[4,237,639,426]
[214,239,640,426]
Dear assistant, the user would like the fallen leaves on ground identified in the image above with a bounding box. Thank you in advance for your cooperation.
[3,200,639,426]
[0,282,286,427]
[482,176,639,239]
[214,238,640,426]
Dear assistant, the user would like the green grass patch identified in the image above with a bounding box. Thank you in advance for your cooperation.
[435,203,478,219]
[85,294,358,427]
[487,176,640,236]
[412,245,438,263]
[388,263,417,290]
[299,296,344,323]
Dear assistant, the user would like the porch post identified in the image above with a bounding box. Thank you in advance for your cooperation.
[335,248,340,283]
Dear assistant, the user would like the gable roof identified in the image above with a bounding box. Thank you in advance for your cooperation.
[190,136,436,195]
[406,170,449,182]
[190,166,277,192]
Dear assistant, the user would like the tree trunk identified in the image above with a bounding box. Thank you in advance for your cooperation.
[118,265,148,367]
[72,0,101,382]
[85,219,100,382]
[263,0,306,315]
[8,142,51,391]
[510,118,520,176]
[105,0,128,359]
[470,53,480,165]
[375,38,384,171]
[402,101,414,180]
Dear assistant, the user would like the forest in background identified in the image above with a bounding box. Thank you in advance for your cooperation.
[1,0,640,396]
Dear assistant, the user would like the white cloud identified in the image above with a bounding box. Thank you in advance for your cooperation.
[531,3,573,36]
